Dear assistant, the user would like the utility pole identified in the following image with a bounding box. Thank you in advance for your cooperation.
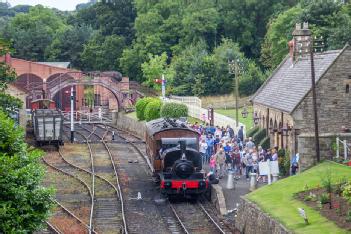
[235,61,239,128]
[70,86,75,143]
[293,22,321,162]
[228,59,240,128]
[309,38,321,162]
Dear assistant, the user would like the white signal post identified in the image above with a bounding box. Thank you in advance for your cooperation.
[161,74,166,99]
[70,86,75,143]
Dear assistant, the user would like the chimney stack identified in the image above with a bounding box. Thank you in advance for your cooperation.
[290,22,312,62]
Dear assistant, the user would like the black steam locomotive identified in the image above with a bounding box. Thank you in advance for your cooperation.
[145,118,208,197]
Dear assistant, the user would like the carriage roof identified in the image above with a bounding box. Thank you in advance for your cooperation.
[145,118,199,137]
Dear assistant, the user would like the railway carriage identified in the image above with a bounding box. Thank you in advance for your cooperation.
[145,118,208,197]
[31,99,64,147]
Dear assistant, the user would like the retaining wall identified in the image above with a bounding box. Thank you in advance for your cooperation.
[235,197,292,234]
[112,111,145,139]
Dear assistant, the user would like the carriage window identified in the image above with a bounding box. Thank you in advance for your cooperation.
[347,84,350,94]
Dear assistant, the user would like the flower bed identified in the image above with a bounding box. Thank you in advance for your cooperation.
[295,186,351,231]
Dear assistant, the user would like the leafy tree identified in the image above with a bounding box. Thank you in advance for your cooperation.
[4,5,67,61]
[0,39,16,90]
[141,52,168,89]
[81,33,126,71]
[0,111,55,232]
[0,93,22,115]
[46,24,93,68]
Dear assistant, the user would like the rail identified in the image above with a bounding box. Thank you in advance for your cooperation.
[78,124,128,234]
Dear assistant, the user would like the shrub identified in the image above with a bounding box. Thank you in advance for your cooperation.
[160,102,188,119]
[342,181,351,204]
[334,177,348,196]
[0,111,55,232]
[252,128,267,144]
[144,99,163,121]
[246,126,259,137]
[259,136,270,150]
[347,209,351,222]
[319,193,330,204]
[278,150,291,176]
[321,169,333,194]
[135,97,156,120]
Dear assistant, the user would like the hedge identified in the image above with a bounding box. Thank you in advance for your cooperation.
[246,126,259,137]
[160,102,188,119]
[252,128,267,144]
[135,97,156,120]
[259,136,270,150]
[144,99,163,121]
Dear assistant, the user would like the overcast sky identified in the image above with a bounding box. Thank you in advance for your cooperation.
[7,0,90,11]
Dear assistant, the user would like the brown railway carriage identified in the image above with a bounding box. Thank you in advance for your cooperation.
[145,118,200,173]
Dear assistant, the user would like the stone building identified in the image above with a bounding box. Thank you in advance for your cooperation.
[251,23,351,169]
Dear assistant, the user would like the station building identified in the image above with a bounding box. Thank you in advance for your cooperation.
[251,23,351,169]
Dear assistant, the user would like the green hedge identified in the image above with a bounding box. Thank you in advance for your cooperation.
[259,136,270,150]
[246,126,259,137]
[252,128,267,144]
[135,97,156,120]
[160,102,188,119]
[145,99,163,121]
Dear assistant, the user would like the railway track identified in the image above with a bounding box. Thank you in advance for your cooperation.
[66,124,127,234]
[41,155,93,233]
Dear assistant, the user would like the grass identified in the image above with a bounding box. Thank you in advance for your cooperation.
[215,106,254,130]
[247,161,351,234]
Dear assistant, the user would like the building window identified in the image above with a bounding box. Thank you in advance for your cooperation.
[347,84,350,93]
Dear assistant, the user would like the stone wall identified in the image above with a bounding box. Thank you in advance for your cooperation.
[298,133,351,170]
[112,111,146,139]
[235,197,292,234]
[5,84,28,130]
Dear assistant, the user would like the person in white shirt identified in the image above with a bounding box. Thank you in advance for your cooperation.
[199,139,208,166]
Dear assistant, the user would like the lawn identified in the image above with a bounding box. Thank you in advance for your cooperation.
[215,106,254,130]
[247,161,351,234]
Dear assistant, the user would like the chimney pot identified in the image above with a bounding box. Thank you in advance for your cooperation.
[303,22,309,29]
[295,23,301,30]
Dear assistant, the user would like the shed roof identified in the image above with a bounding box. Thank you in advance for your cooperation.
[251,49,343,113]
[36,62,70,68]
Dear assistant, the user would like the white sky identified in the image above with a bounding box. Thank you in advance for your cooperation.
[7,0,90,11]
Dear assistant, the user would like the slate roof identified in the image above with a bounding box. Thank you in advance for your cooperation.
[251,49,343,113]
[36,62,71,68]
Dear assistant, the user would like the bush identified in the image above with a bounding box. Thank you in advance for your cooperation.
[252,128,267,144]
[278,150,290,176]
[342,181,351,204]
[0,111,55,232]
[135,97,156,120]
[160,102,188,119]
[246,126,259,137]
[144,99,162,121]
[319,193,330,204]
[259,136,270,150]
[347,209,351,222]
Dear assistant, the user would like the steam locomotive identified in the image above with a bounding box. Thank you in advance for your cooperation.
[145,118,208,197]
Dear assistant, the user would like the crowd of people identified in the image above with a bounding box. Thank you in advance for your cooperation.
[191,122,299,182]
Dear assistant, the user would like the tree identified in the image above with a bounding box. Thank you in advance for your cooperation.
[4,5,67,61]
[0,111,55,232]
[0,38,16,90]
[160,102,188,119]
[144,99,162,121]
[81,33,126,71]
[46,24,93,69]
[141,52,168,89]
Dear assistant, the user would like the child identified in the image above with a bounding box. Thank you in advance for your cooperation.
[209,155,216,174]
